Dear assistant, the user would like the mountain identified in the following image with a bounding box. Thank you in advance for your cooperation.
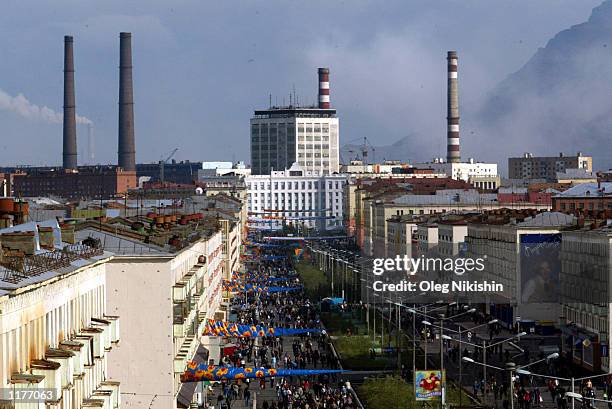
[475,0,612,170]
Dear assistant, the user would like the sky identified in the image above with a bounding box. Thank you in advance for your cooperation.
[0,0,602,166]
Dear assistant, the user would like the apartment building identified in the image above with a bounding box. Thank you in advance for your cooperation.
[560,227,612,373]
[0,220,121,409]
[386,216,419,258]
[74,214,229,409]
[508,152,592,180]
[465,211,576,328]
[437,222,468,257]
[366,190,551,258]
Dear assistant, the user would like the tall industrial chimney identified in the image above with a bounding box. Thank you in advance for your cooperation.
[118,32,136,171]
[62,35,77,169]
[446,51,460,163]
[318,68,330,109]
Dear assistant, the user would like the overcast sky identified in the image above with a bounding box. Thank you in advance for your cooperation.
[0,0,602,166]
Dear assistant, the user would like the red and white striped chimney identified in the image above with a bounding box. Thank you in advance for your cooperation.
[447,51,460,163]
[318,68,330,109]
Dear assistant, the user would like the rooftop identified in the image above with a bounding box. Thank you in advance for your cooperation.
[253,106,336,119]
[554,182,612,198]
[73,213,221,256]
[0,220,111,294]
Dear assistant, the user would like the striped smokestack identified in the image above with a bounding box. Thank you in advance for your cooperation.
[62,35,77,169]
[118,32,136,171]
[318,68,330,109]
[447,51,460,163]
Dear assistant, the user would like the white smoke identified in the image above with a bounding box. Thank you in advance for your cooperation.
[0,88,92,125]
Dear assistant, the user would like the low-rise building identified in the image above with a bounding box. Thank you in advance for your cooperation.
[246,163,347,231]
[552,182,612,213]
[556,168,597,184]
[413,158,498,183]
[385,216,419,258]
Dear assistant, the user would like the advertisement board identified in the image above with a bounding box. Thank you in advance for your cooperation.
[415,370,445,401]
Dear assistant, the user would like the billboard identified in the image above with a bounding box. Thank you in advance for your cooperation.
[519,233,561,304]
[415,370,445,401]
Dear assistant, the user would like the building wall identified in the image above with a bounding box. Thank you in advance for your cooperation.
[386,219,417,258]
[413,162,498,182]
[13,168,137,199]
[508,154,592,180]
[465,224,562,326]
[553,196,612,212]
[246,165,346,231]
[106,233,225,409]
[0,259,118,407]
[106,259,174,409]
[561,230,612,372]
[250,115,339,176]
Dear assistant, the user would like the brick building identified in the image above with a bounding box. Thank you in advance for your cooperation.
[13,166,137,200]
[552,182,612,212]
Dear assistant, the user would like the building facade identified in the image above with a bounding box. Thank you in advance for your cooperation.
[74,214,229,409]
[552,182,612,213]
[508,152,593,180]
[13,167,137,200]
[0,221,121,409]
[413,159,498,183]
[246,163,346,231]
[250,108,339,176]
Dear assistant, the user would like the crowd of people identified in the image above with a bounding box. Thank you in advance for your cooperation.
[209,245,357,409]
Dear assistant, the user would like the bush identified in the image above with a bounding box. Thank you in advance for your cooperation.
[358,376,470,409]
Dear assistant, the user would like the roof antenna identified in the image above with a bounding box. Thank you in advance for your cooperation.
[269,93,272,109]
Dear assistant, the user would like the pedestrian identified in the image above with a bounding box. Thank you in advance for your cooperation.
[244,388,251,407]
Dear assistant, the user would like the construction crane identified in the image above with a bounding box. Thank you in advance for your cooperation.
[345,137,375,163]
[160,148,179,183]
[359,137,375,163]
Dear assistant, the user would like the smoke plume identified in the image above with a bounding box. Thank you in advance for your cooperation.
[0,88,92,125]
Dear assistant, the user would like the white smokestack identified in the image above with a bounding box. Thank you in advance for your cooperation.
[87,123,95,164]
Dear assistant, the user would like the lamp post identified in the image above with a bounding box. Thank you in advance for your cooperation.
[420,307,476,408]
[463,349,557,409]
[513,368,611,409]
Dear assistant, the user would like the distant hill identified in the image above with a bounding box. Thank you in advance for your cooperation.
[344,1,612,171]
[475,0,612,170]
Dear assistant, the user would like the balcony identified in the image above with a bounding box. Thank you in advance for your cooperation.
[173,308,197,339]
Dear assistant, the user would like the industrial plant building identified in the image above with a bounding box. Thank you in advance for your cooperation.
[250,68,340,176]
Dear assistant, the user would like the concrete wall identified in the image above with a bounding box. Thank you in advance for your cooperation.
[106,258,174,409]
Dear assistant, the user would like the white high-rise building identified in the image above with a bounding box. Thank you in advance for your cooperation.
[246,163,347,231]
[250,68,339,176]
